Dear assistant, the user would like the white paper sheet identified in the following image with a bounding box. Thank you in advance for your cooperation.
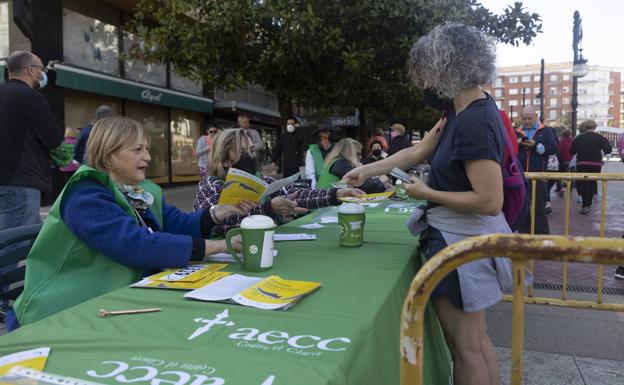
[274,233,317,241]
[259,172,301,201]
[299,223,324,229]
[320,217,338,224]
[184,274,263,301]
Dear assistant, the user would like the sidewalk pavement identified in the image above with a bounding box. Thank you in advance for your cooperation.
[5,165,624,384]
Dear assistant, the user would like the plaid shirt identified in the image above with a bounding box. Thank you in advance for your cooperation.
[193,175,339,235]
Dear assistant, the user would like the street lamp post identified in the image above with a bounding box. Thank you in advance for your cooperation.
[571,10,589,136]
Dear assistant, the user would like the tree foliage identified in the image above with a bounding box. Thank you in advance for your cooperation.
[126,0,542,131]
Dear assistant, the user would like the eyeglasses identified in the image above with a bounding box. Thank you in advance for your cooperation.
[208,130,217,134]
[29,65,48,74]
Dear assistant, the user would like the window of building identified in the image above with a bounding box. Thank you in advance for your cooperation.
[509,76,518,84]
[523,87,532,94]
[123,33,167,86]
[534,99,541,105]
[510,111,518,118]
[509,100,518,106]
[533,87,541,94]
[495,78,503,87]
[563,74,570,81]
[495,101,502,109]
[63,90,121,132]
[562,98,569,105]
[550,99,558,107]
[533,75,540,82]
[171,67,203,96]
[509,88,518,95]
[0,2,8,58]
[549,110,557,120]
[521,75,531,82]
[125,101,169,183]
[170,109,203,182]
[562,86,570,93]
[550,74,559,82]
[62,8,120,75]
[494,89,503,98]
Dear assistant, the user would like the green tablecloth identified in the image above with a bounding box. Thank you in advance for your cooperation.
[0,203,452,385]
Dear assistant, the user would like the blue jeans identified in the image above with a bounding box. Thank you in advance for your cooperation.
[0,186,41,231]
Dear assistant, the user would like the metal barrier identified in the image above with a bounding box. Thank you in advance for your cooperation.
[400,234,624,385]
[509,172,624,311]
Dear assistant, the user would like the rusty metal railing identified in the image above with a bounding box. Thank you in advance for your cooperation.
[400,234,624,385]
[510,172,624,311]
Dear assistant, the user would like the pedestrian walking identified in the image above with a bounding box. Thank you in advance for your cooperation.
[570,120,612,214]
[197,126,218,178]
[272,117,306,177]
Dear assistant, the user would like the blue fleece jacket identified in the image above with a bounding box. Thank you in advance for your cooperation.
[60,178,210,269]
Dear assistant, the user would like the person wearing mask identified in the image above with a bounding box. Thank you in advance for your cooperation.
[363,140,387,164]
[238,114,264,161]
[0,51,64,231]
[570,120,612,214]
[366,127,389,154]
[387,123,411,156]
[304,124,335,187]
[197,126,219,178]
[73,105,114,164]
[9,117,251,330]
[59,127,80,181]
[516,105,558,234]
[344,24,517,385]
[272,117,306,177]
[317,138,389,193]
[193,129,363,235]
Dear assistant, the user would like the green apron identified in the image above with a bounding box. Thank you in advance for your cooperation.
[316,159,340,188]
[308,144,325,179]
[13,165,163,325]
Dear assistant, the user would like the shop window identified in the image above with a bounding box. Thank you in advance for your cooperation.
[171,109,203,182]
[64,90,121,132]
[0,2,8,58]
[125,101,169,183]
[63,8,119,75]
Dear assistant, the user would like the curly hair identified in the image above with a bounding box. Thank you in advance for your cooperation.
[408,23,496,98]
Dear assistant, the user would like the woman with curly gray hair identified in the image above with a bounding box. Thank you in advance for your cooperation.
[345,23,513,385]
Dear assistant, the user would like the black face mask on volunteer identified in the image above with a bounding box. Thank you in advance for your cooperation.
[372,149,382,157]
[231,153,258,175]
[422,88,454,111]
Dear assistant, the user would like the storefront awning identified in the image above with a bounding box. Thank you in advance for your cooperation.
[52,63,213,113]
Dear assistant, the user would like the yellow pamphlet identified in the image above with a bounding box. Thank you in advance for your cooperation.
[338,191,394,203]
[184,274,321,310]
[217,168,300,205]
[0,347,50,375]
[130,264,230,290]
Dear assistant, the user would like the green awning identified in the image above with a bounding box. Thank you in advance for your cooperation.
[53,63,212,113]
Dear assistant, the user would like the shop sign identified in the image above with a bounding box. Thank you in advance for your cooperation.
[141,89,164,103]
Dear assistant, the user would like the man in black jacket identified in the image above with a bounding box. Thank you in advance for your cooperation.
[272,117,305,177]
[0,51,64,231]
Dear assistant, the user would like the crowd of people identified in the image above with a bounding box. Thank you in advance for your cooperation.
[2,23,624,384]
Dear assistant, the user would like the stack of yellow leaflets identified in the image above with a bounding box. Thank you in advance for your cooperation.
[338,191,394,203]
[217,168,300,205]
[130,264,230,290]
[184,274,321,310]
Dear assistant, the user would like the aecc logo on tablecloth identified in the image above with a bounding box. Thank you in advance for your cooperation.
[188,309,352,356]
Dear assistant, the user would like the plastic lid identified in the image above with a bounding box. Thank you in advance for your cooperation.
[337,202,365,214]
[240,215,276,229]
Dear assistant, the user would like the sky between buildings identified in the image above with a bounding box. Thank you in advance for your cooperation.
[479,0,624,70]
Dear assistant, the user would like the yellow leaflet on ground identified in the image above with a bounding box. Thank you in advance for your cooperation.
[131,271,231,290]
[0,347,50,375]
[238,275,321,305]
[338,191,395,203]
[151,264,227,282]
[217,168,267,205]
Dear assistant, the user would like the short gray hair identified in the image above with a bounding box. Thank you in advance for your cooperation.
[6,51,37,75]
[409,23,496,98]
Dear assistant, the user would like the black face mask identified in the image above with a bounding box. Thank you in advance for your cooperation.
[231,153,258,175]
[423,88,454,111]
[372,149,382,157]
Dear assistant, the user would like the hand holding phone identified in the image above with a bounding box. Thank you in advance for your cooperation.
[390,167,413,184]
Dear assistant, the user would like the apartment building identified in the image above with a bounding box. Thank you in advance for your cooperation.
[484,62,621,128]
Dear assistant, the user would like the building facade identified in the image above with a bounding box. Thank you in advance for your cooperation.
[485,62,621,129]
[0,0,281,186]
